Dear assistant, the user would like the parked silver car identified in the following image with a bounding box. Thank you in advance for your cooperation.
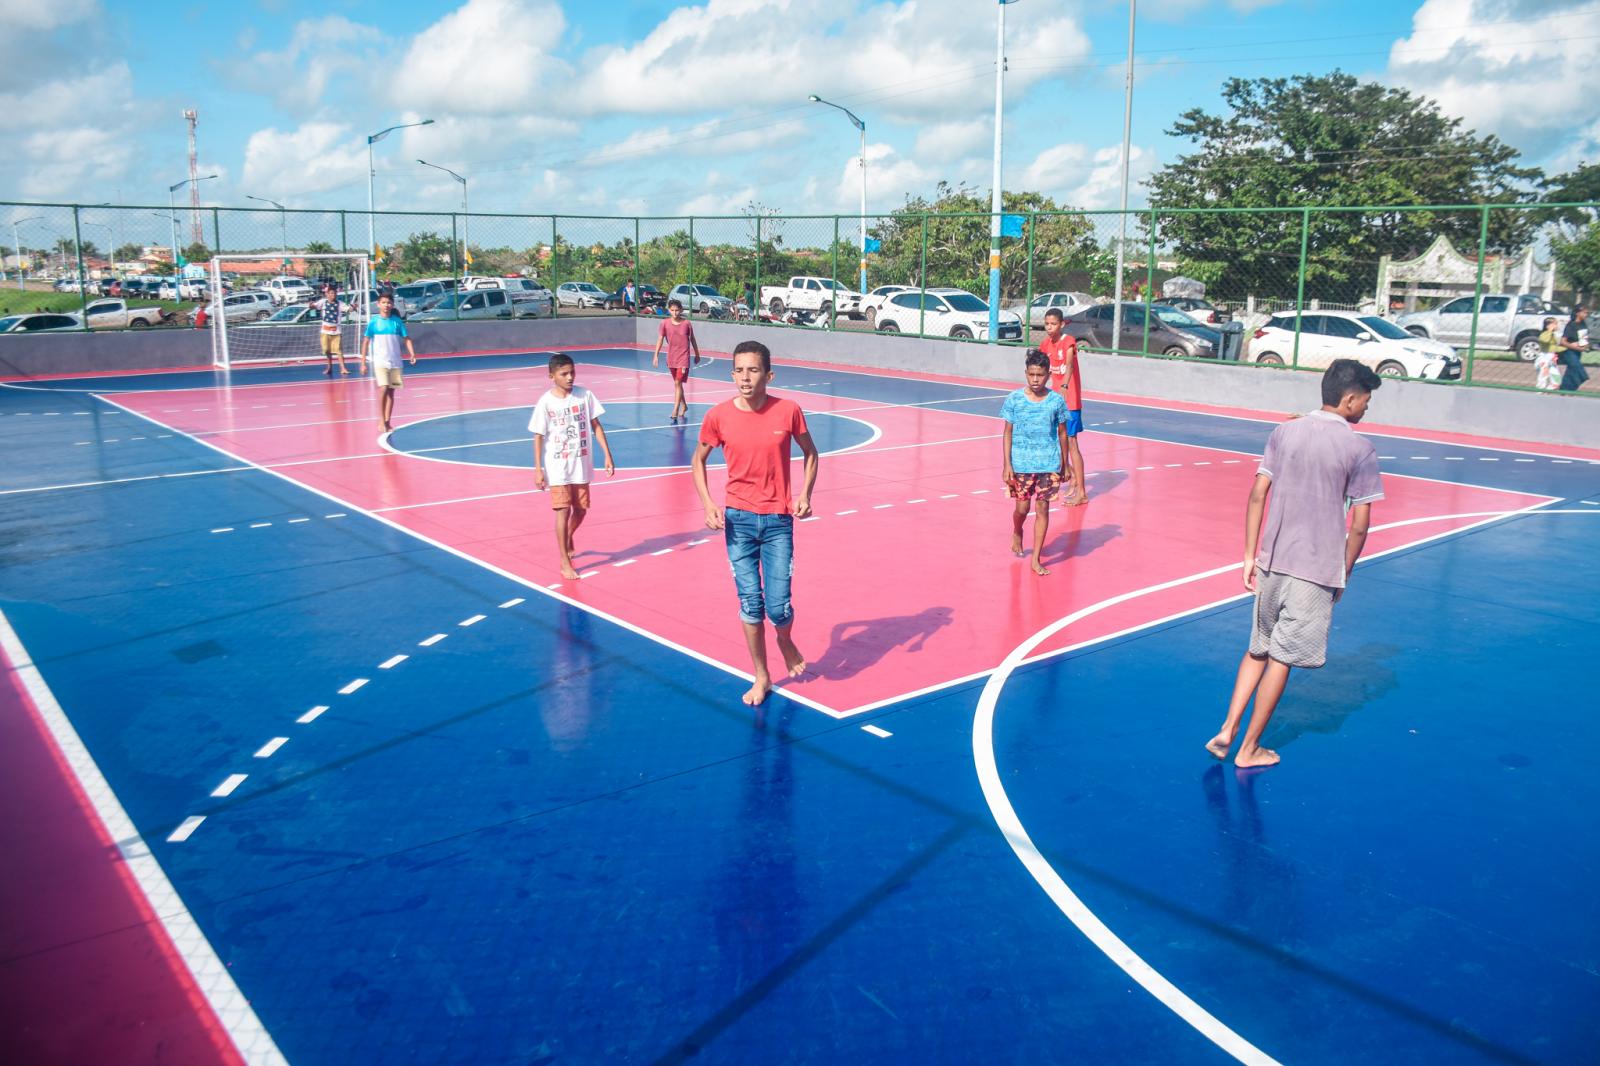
[0,312,82,333]
[408,288,516,322]
[394,280,448,316]
[1019,290,1095,327]
[668,284,735,315]
[556,281,608,308]
[1393,292,1557,361]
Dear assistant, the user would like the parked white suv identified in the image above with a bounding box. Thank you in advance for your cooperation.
[463,276,554,316]
[211,290,275,323]
[1249,311,1462,380]
[873,287,1023,341]
[264,276,315,306]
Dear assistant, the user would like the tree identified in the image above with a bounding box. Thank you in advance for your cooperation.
[55,237,100,260]
[182,242,211,264]
[1147,71,1544,303]
[304,240,336,256]
[115,243,143,263]
[1544,163,1600,302]
[390,231,454,277]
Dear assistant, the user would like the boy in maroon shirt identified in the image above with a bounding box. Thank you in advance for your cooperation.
[691,340,820,706]
[652,299,703,424]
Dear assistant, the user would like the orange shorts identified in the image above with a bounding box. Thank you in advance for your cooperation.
[549,483,591,510]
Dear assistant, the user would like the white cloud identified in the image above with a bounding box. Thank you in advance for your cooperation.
[575,0,1090,122]
[240,123,367,199]
[0,0,95,31]
[915,119,991,164]
[15,127,136,200]
[1020,141,1156,209]
[1386,0,1594,156]
[396,0,570,115]
[226,15,375,112]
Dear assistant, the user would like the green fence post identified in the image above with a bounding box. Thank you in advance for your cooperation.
[1465,205,1490,385]
[1143,209,1156,355]
[72,205,89,330]
[450,213,460,320]
[1292,207,1310,368]
[550,216,559,318]
[633,216,640,316]
[754,215,762,325]
[339,211,348,254]
[919,213,929,337]
[830,215,839,330]
[211,208,221,255]
[1024,212,1036,344]
[687,216,695,292]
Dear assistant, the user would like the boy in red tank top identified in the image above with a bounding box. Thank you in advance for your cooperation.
[1040,307,1087,504]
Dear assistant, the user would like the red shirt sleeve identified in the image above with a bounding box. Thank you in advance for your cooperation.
[698,406,722,447]
[658,321,667,338]
[790,402,809,437]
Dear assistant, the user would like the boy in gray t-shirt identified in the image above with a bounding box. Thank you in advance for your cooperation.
[1206,359,1384,769]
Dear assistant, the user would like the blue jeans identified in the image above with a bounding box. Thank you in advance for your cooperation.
[724,507,794,626]
[1559,350,1590,392]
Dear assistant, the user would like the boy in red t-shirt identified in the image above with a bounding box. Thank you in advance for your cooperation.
[651,299,703,424]
[691,340,820,707]
[1040,307,1087,504]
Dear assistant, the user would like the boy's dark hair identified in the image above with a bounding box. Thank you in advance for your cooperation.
[1024,348,1050,372]
[1320,358,1381,406]
[732,339,771,371]
[667,298,683,310]
[548,352,575,371]
[1043,308,1064,323]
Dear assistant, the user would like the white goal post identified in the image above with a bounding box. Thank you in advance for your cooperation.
[209,254,371,369]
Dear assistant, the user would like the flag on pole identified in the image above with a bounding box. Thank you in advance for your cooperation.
[373,244,384,264]
[863,238,882,253]
[1000,214,1026,238]
[464,248,474,266]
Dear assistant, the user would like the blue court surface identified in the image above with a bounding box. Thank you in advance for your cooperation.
[1,346,1596,1065]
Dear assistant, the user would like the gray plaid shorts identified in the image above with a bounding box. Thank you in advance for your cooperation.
[1249,568,1336,668]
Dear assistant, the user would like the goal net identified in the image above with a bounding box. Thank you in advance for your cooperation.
[209,254,370,369]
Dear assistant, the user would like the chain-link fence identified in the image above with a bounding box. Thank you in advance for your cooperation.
[3,199,1595,394]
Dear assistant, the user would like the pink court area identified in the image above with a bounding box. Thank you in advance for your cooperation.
[113,363,1550,716]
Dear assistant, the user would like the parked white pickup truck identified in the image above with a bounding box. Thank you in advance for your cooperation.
[759,276,863,318]
[82,299,170,329]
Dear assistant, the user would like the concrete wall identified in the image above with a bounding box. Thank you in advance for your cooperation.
[0,315,637,379]
[655,319,1600,448]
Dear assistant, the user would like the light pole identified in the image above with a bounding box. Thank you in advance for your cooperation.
[9,215,43,291]
[168,174,217,279]
[246,195,289,265]
[808,95,868,294]
[416,159,468,281]
[988,0,1021,344]
[367,119,434,263]
[1111,1,1137,354]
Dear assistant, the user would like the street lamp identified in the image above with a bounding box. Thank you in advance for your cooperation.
[9,215,43,291]
[246,195,289,265]
[988,0,1021,344]
[416,159,468,281]
[808,95,869,295]
[367,119,434,264]
[1111,2,1138,355]
[168,174,217,279]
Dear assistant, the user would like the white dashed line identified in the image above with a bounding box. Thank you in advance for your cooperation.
[1409,456,1430,460]
[1479,457,1499,461]
[167,816,205,843]
[325,512,347,518]
[1137,466,1154,471]
[1514,459,1535,463]
[249,522,271,528]
[296,705,329,723]
[650,548,674,556]
[546,582,563,589]
[862,724,893,738]
[940,494,959,499]
[211,774,248,798]
[613,559,637,567]
[836,509,857,516]
[338,678,369,695]
[459,614,486,626]
[378,654,408,669]
[688,538,710,546]
[578,571,598,579]
[498,598,525,608]
[210,527,233,534]
[253,737,289,758]
[907,498,927,504]
[972,489,991,495]
[873,503,894,510]
[419,633,447,646]
[288,517,310,523]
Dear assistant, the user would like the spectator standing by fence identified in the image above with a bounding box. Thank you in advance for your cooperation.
[1559,307,1590,393]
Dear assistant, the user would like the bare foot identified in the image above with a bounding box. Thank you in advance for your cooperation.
[776,632,807,679]
[1011,533,1025,557]
[1204,735,1232,760]
[559,563,580,580]
[1069,489,1087,507]
[742,678,772,706]
[381,421,392,433]
[1234,745,1280,768]
[1031,560,1050,576]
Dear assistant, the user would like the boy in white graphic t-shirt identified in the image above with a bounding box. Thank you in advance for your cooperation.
[529,352,615,580]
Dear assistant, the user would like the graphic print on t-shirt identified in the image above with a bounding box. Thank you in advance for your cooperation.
[529,387,606,485]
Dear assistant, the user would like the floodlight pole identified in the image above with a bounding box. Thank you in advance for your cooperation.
[417,159,468,280]
[247,195,288,264]
[1111,1,1137,354]
[808,95,869,294]
[367,119,435,264]
[988,0,1019,344]
[11,215,43,291]
[168,174,217,278]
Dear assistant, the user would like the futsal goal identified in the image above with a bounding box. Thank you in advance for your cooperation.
[209,253,370,369]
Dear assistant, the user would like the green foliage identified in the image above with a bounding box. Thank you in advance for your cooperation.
[182,243,211,264]
[55,237,99,260]
[303,240,336,255]
[390,231,455,276]
[1147,71,1545,302]
[1552,226,1600,302]
[114,243,144,262]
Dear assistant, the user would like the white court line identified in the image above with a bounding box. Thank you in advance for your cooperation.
[338,678,368,695]
[418,633,448,646]
[970,501,1592,1063]
[861,724,893,738]
[253,737,289,758]
[378,654,408,669]
[167,816,206,843]
[211,774,248,798]
[296,705,329,723]
[498,598,525,608]
[459,614,486,626]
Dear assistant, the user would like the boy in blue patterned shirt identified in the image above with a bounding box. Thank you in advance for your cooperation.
[1001,349,1072,575]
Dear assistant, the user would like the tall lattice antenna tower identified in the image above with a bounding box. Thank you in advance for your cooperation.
[183,108,203,244]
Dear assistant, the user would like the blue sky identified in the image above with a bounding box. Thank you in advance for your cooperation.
[1,0,1594,232]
